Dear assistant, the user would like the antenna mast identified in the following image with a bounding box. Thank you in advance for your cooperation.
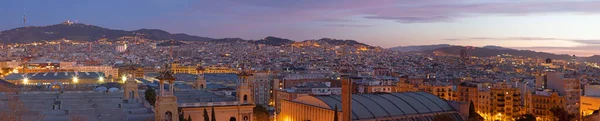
[23,8,27,26]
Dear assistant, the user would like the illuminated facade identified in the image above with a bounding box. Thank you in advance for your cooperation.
[530,89,565,121]
[476,84,523,121]
[419,84,455,101]
[171,63,199,74]
[581,96,600,116]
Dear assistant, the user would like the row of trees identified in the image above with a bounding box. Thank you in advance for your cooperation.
[465,101,575,121]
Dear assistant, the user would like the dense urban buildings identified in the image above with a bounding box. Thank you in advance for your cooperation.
[1,20,600,121]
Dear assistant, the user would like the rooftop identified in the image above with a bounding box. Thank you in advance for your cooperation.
[293,91,462,120]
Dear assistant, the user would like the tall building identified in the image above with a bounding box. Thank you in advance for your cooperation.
[541,71,581,114]
[530,71,581,120]
[249,72,273,107]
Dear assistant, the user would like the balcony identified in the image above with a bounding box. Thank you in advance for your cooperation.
[497,98,505,102]
[497,94,505,96]
[513,94,520,97]
[498,104,505,107]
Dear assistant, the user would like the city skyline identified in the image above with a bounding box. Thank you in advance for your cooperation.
[2,0,600,56]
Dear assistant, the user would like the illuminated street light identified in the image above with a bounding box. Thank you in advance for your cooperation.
[73,76,79,83]
[121,75,127,83]
[22,77,29,84]
[99,76,104,82]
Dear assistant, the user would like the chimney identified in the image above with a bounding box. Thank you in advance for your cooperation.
[341,75,352,121]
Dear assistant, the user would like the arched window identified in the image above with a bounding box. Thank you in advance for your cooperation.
[243,95,248,102]
[165,111,173,121]
[229,117,236,121]
[130,91,135,99]
[200,84,204,89]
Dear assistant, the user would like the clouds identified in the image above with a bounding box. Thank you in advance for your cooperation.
[445,37,600,45]
[181,1,600,24]
[515,45,600,56]
[324,24,374,27]
[357,1,600,23]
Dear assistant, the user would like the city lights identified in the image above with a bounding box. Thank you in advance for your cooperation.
[72,76,79,83]
[122,75,127,83]
[22,77,29,84]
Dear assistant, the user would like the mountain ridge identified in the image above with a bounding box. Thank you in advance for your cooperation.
[0,22,212,43]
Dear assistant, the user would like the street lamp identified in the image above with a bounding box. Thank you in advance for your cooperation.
[22,77,29,85]
[121,75,127,83]
[73,76,79,83]
[99,76,104,82]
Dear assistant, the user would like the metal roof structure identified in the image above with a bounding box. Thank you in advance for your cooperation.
[5,72,105,80]
[295,91,464,121]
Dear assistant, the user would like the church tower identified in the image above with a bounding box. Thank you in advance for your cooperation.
[195,66,206,90]
[123,64,139,101]
[237,69,254,105]
[154,64,179,121]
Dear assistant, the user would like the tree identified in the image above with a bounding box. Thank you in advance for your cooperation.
[69,115,87,121]
[178,107,192,121]
[179,108,185,121]
[144,88,157,106]
[550,107,575,121]
[468,101,483,121]
[433,114,455,121]
[333,104,339,121]
[253,105,269,121]
[515,114,536,121]
[203,108,210,121]
[211,106,216,121]
[0,85,44,121]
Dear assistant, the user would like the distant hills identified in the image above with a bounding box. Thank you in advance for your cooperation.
[210,36,371,47]
[388,44,451,52]
[0,22,371,48]
[306,38,371,47]
[3,22,597,62]
[0,22,212,43]
[251,36,294,46]
[388,44,600,63]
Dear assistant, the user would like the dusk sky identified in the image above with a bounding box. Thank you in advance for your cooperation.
[2,0,600,56]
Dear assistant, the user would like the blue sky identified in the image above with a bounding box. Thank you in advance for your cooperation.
[2,0,600,56]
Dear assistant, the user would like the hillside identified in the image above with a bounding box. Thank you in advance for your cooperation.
[0,21,212,43]
[310,38,371,47]
[388,44,451,52]
[251,36,295,46]
[427,46,574,60]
